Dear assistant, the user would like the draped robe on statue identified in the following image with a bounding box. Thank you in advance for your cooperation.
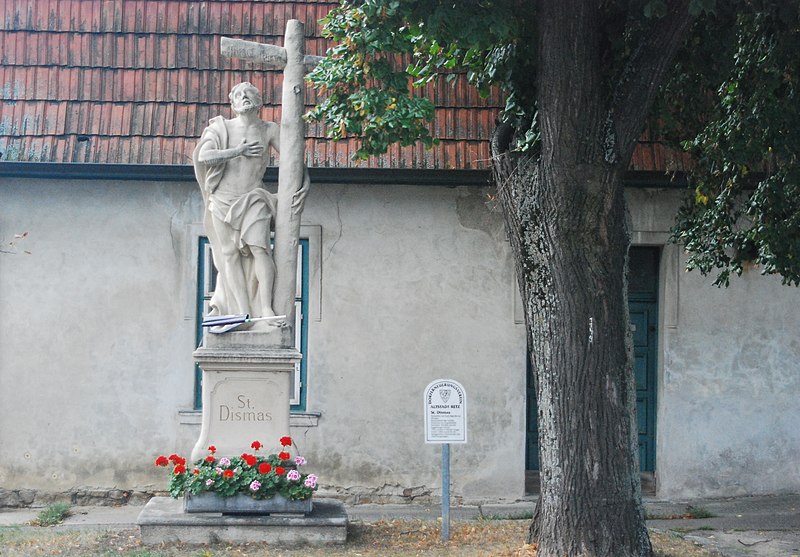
[192,115,277,317]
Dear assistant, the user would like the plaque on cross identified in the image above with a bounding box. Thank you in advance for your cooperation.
[220,21,322,328]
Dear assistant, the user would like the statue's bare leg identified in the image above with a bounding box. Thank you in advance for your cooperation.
[211,215,251,315]
[251,246,276,317]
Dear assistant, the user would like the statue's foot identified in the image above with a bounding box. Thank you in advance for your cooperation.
[261,315,287,327]
[249,317,286,332]
[269,316,287,327]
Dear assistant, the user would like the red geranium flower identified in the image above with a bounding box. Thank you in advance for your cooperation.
[155,455,169,467]
[193,469,200,475]
[223,469,235,478]
[258,463,272,474]
[275,466,286,476]
[173,464,186,475]
[168,454,186,466]
[207,445,217,454]
[205,456,215,463]
[251,441,262,451]
[241,453,257,467]
[278,451,291,461]
[279,436,293,447]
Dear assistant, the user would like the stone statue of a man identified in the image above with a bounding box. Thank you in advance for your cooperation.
[192,82,307,321]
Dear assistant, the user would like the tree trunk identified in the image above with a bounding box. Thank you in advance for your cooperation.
[489,1,693,553]
[492,141,649,557]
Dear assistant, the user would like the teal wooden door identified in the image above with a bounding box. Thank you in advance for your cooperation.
[627,247,659,472]
[629,300,657,471]
[525,247,659,473]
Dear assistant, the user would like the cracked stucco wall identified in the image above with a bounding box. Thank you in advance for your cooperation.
[627,188,800,498]
[2,179,799,503]
[0,178,527,503]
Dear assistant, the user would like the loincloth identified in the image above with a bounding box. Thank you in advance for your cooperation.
[208,187,277,252]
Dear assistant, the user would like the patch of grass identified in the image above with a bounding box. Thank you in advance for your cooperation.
[480,511,535,521]
[646,505,716,520]
[685,506,715,519]
[31,502,72,526]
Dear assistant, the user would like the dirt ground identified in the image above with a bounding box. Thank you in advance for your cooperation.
[0,520,717,556]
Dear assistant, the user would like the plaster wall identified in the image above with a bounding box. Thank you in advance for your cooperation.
[0,179,202,493]
[0,178,527,503]
[627,188,800,498]
[3,179,799,503]
[296,184,526,502]
[658,258,800,497]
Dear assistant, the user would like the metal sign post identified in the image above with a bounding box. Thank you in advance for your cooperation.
[424,379,467,542]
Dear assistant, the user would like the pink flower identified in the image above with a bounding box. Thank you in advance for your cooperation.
[304,474,317,488]
[287,470,300,481]
[205,479,215,487]
[219,457,231,466]
[294,456,306,466]
[249,480,261,492]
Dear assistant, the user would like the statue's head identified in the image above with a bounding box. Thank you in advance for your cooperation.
[229,82,263,115]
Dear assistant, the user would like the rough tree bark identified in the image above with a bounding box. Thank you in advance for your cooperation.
[494,134,646,557]
[490,2,694,556]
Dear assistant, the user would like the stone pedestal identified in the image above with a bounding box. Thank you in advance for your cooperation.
[191,327,301,462]
[137,327,348,547]
[138,497,347,546]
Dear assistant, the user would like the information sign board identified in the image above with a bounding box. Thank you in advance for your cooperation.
[424,379,467,444]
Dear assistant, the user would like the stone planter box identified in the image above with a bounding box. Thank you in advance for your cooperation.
[184,492,313,515]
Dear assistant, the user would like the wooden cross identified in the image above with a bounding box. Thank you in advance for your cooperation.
[220,21,322,329]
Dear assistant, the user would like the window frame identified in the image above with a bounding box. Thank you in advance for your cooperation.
[195,236,309,411]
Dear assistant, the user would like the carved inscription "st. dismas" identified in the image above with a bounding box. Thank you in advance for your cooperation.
[219,394,273,422]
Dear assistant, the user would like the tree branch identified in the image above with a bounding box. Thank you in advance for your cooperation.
[612,1,695,160]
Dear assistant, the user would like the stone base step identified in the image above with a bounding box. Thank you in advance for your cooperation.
[138,496,347,546]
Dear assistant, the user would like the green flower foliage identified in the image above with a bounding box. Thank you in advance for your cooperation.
[668,4,800,285]
[156,441,318,501]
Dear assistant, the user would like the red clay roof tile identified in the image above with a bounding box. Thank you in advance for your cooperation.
[0,0,684,170]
